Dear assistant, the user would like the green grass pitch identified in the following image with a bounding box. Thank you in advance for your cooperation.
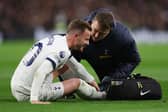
[0,40,168,112]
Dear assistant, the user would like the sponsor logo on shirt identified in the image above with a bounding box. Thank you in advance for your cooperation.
[59,51,65,58]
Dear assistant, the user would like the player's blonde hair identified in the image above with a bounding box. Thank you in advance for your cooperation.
[67,19,91,34]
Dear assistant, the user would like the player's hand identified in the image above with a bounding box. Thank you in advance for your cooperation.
[31,100,51,104]
[89,80,100,91]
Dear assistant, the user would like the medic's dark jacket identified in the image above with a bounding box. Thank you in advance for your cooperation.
[72,9,141,81]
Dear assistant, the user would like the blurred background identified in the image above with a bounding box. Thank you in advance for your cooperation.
[0,1,168,110]
[0,0,168,43]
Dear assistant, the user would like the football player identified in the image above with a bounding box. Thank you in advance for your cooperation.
[11,19,106,104]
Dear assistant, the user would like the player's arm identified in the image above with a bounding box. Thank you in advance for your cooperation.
[67,56,100,91]
[30,55,61,104]
[30,59,53,104]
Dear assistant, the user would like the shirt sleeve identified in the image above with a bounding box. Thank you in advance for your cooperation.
[108,63,139,79]
[30,60,53,101]
[109,41,141,79]
[30,51,70,101]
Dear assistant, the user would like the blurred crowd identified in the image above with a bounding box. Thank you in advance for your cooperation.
[0,0,168,40]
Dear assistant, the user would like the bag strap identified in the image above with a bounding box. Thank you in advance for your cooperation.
[130,73,152,79]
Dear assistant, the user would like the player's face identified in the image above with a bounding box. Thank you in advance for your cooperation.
[75,29,91,51]
[91,20,109,42]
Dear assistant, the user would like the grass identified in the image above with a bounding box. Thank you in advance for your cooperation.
[0,41,168,112]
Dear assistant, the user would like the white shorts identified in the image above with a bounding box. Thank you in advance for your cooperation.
[11,74,64,101]
[11,82,64,101]
[39,82,64,101]
[11,84,30,101]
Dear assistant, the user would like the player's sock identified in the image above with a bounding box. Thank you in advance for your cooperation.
[77,79,106,99]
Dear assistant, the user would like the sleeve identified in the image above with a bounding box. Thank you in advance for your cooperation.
[108,63,139,79]
[30,60,53,101]
[109,40,141,79]
[30,53,65,101]
[66,56,94,83]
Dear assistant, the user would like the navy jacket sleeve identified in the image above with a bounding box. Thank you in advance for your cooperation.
[109,40,141,79]
[109,63,140,79]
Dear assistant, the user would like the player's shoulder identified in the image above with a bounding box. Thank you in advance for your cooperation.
[53,33,65,37]
[114,21,128,31]
[52,34,66,39]
[53,34,70,56]
[42,34,70,55]
[113,21,133,38]
[48,50,71,69]
[39,34,65,44]
[51,34,67,45]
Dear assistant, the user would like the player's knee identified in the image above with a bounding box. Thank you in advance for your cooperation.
[68,78,81,89]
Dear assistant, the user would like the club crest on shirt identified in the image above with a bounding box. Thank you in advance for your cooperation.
[104,49,110,55]
[59,51,65,58]
[99,49,112,59]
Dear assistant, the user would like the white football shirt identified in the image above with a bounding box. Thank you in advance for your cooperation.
[11,35,71,100]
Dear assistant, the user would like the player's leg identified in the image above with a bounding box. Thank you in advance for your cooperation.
[39,78,80,101]
[56,64,79,99]
[77,79,106,99]
[40,78,106,101]
[62,78,106,99]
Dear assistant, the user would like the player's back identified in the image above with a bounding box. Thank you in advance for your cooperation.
[11,35,70,93]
